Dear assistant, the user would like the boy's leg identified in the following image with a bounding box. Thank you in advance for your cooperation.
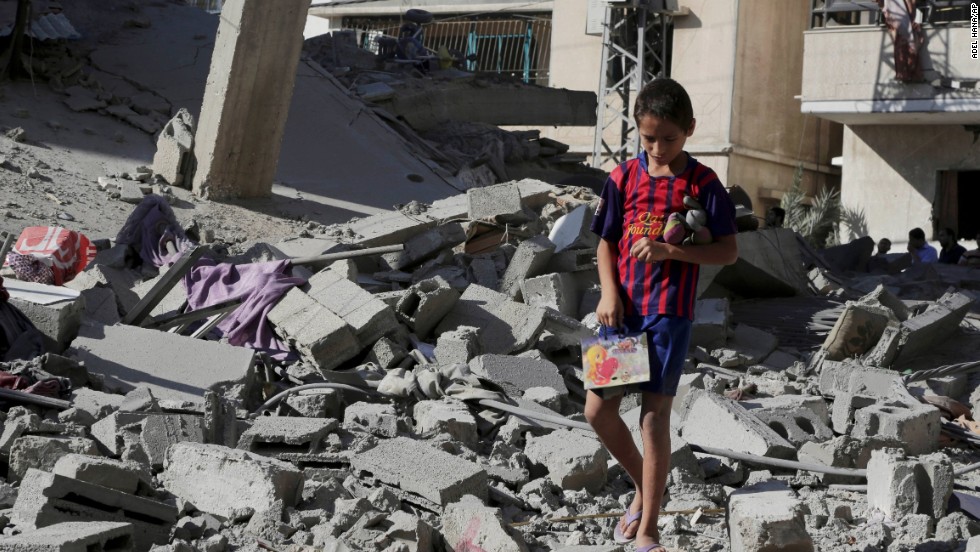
[584,390,644,538]
[634,391,673,548]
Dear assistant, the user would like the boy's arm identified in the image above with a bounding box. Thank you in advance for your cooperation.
[596,238,624,328]
[630,233,738,266]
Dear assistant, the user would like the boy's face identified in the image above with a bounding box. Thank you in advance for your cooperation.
[637,115,694,174]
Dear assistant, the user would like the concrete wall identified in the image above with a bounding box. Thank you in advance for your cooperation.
[676,0,841,213]
[842,124,980,243]
[802,23,975,102]
[545,1,604,154]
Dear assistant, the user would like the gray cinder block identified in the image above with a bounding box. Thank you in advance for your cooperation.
[349,437,487,509]
[0,521,135,552]
[160,442,304,520]
[498,235,556,299]
[524,430,608,493]
[728,480,813,552]
[267,287,359,371]
[12,468,176,550]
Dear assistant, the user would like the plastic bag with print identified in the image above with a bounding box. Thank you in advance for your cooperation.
[580,327,651,390]
[5,226,96,285]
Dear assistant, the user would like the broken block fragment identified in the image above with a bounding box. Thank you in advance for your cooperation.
[0,521,135,552]
[350,437,487,509]
[728,480,813,552]
[267,287,359,371]
[306,267,399,347]
[524,430,608,493]
[680,390,795,459]
[498,235,556,299]
[442,495,529,552]
[160,442,304,520]
[13,468,177,550]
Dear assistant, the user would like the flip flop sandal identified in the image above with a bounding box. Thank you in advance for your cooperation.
[613,508,642,544]
[635,544,666,552]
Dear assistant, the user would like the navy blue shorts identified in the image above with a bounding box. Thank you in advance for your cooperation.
[590,313,692,399]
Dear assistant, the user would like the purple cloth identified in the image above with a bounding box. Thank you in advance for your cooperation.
[116,195,195,268]
[182,258,307,360]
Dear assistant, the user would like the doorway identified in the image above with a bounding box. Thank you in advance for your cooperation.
[936,170,980,243]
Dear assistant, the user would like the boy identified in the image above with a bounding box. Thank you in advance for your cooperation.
[587,78,738,552]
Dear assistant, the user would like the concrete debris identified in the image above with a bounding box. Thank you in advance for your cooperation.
[0,521,135,552]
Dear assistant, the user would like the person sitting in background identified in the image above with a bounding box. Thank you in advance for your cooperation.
[938,227,967,265]
[906,227,937,263]
[876,238,891,256]
[765,207,785,229]
[960,232,980,267]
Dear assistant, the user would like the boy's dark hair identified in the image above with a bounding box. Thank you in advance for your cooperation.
[634,78,694,131]
[879,238,891,246]
[942,227,957,240]
[909,227,925,241]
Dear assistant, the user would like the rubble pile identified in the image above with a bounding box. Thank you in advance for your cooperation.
[0,174,977,552]
[303,32,604,191]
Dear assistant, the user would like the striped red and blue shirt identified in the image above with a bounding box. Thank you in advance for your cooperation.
[590,152,737,320]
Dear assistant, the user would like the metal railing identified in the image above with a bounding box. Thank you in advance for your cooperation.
[342,14,552,85]
[810,0,974,29]
[185,0,222,13]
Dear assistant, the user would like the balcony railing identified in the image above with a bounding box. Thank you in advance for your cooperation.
[810,0,974,29]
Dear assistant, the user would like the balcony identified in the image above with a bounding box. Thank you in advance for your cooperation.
[801,1,980,124]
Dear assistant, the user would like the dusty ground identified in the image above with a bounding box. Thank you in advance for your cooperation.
[0,0,370,250]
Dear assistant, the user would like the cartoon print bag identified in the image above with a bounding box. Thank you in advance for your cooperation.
[580,327,651,390]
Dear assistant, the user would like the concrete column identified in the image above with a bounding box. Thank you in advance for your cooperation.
[192,0,311,199]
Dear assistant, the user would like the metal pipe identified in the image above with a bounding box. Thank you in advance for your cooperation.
[289,244,404,267]
[250,383,376,418]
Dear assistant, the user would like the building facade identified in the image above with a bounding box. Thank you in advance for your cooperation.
[801,0,980,243]
[311,0,841,219]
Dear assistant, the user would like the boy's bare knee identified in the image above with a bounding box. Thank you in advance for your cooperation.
[584,394,621,426]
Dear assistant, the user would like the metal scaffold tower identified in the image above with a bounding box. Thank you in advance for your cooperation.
[592,0,680,169]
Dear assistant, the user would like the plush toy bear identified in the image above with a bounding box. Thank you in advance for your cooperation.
[662,196,713,245]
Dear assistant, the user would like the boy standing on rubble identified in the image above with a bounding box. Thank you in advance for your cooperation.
[587,78,738,552]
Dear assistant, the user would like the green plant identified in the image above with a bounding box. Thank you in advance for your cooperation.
[781,164,843,249]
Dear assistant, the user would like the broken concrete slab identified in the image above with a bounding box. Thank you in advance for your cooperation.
[469,354,566,398]
[436,285,547,355]
[442,495,529,552]
[161,442,304,519]
[524,430,608,493]
[140,414,207,470]
[13,468,177,550]
[698,228,810,299]
[713,324,779,366]
[728,480,813,552]
[8,284,83,353]
[344,402,401,438]
[67,321,256,403]
[680,390,796,460]
[0,521,135,552]
[468,182,523,222]
[238,415,337,456]
[349,437,487,509]
[385,81,597,132]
